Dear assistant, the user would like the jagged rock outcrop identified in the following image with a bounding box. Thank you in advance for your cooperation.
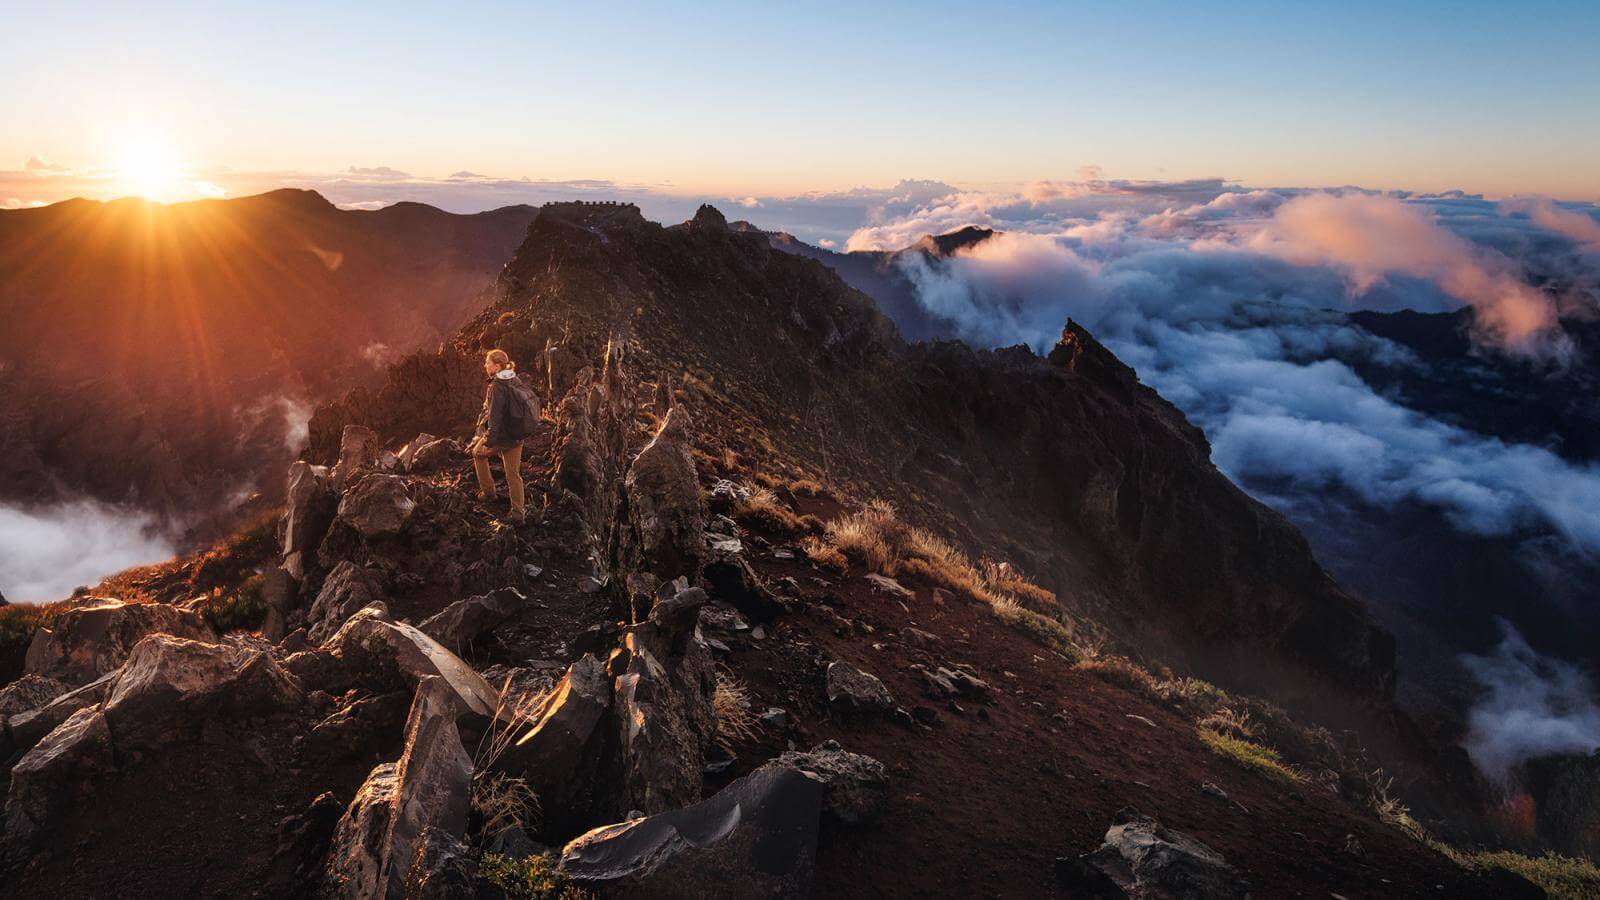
[3,706,114,855]
[498,653,613,835]
[325,676,474,900]
[611,617,716,816]
[4,672,116,758]
[622,407,705,582]
[24,598,214,685]
[283,461,337,579]
[561,765,824,899]
[332,424,381,492]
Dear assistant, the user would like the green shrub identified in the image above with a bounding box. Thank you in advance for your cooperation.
[477,853,591,900]
[201,574,268,633]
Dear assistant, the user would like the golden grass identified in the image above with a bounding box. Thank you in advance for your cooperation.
[471,773,539,849]
[1451,849,1600,899]
[787,478,830,499]
[712,670,761,751]
[734,487,815,538]
[801,536,848,574]
[1199,727,1301,785]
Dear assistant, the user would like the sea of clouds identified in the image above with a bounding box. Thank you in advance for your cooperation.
[830,178,1600,777]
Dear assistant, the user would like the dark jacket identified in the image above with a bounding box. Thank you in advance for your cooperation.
[479,371,537,448]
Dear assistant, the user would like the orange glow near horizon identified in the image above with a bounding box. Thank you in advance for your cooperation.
[111,130,185,202]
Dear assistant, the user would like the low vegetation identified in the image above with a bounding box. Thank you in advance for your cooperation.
[809,499,1103,660]
[1198,726,1302,785]
[477,853,592,900]
[199,574,268,633]
[712,669,761,751]
[732,487,822,538]
[1449,849,1600,898]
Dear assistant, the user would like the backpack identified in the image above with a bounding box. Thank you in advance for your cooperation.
[501,375,540,442]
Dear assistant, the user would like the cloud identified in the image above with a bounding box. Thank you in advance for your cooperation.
[1461,620,1600,781]
[23,155,69,174]
[1249,193,1568,358]
[1499,196,1600,251]
[858,196,1600,557]
[0,500,177,603]
[345,165,413,181]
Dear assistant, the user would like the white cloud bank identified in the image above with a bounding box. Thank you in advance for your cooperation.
[0,500,177,603]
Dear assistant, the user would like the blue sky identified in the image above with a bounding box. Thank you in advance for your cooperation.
[4,0,1599,197]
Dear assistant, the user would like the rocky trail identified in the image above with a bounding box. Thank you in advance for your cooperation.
[0,201,1563,898]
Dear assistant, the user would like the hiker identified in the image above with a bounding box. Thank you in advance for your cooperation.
[471,348,540,522]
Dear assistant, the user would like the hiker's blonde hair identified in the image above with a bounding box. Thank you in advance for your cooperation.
[485,349,514,370]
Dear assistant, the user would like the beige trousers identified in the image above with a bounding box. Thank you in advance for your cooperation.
[470,438,525,516]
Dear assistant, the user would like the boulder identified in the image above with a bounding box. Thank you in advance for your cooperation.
[418,586,526,650]
[397,434,438,471]
[408,438,459,474]
[647,579,709,644]
[24,597,214,684]
[405,826,476,899]
[3,706,115,854]
[282,461,337,579]
[763,740,888,824]
[1057,811,1248,899]
[623,407,705,581]
[258,564,299,642]
[5,671,116,757]
[824,661,896,714]
[102,634,303,752]
[332,424,381,492]
[864,573,913,599]
[338,474,416,537]
[612,621,716,816]
[0,674,70,715]
[303,606,501,718]
[498,654,611,832]
[561,765,823,899]
[307,562,385,644]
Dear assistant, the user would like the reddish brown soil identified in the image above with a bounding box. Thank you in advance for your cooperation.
[713,541,1506,898]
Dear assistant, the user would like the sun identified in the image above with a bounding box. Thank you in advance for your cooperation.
[112,130,183,201]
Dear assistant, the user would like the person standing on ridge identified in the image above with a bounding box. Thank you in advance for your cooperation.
[470,348,540,524]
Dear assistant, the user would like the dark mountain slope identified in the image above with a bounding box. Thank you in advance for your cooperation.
[0,190,535,527]
[313,202,1393,712]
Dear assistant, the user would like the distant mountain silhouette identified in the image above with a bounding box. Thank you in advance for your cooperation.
[0,189,536,532]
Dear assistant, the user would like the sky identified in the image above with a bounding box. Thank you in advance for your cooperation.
[4,0,1600,205]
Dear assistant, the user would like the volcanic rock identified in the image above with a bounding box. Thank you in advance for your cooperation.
[301,606,501,718]
[498,653,612,834]
[2,706,114,855]
[623,406,705,581]
[331,424,381,492]
[24,597,214,684]
[764,740,888,824]
[824,661,896,714]
[561,765,823,899]
[337,473,416,537]
[282,461,337,579]
[612,620,716,816]
[307,561,385,644]
[1057,811,1248,899]
[418,586,525,651]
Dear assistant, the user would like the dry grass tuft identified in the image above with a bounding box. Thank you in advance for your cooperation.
[475,675,551,773]
[1198,706,1259,741]
[787,478,830,499]
[471,773,539,849]
[801,537,848,574]
[734,487,811,538]
[712,670,761,751]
